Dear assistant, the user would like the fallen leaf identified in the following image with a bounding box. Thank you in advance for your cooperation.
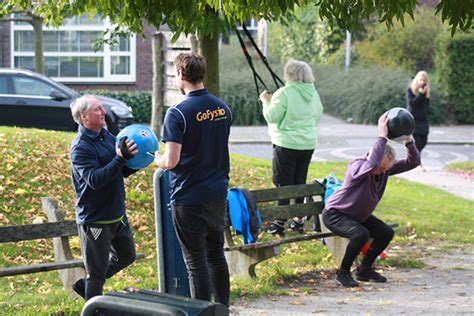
[345,296,360,301]
[450,283,466,287]
[14,188,27,195]
[32,216,45,224]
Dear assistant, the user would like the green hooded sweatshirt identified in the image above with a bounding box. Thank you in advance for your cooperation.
[262,81,324,150]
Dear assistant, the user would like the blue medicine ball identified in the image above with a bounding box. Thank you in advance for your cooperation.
[386,107,415,140]
[116,125,159,170]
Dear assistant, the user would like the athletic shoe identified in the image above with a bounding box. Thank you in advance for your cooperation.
[266,220,285,236]
[289,218,305,234]
[73,278,86,299]
[336,270,359,288]
[356,267,387,283]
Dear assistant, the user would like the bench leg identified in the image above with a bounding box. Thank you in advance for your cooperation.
[42,197,86,295]
[319,215,349,265]
[225,246,280,279]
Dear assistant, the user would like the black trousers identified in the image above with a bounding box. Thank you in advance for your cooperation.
[322,210,394,272]
[272,145,314,206]
[78,217,136,300]
[413,133,428,153]
[172,199,230,307]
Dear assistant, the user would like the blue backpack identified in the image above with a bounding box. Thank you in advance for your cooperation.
[323,173,342,203]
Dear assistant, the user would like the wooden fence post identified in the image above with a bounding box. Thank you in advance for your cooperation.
[41,197,85,295]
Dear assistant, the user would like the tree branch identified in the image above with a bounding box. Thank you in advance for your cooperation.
[0,17,33,23]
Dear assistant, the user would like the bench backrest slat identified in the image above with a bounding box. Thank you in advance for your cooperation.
[0,221,78,243]
[259,201,325,222]
[251,182,324,202]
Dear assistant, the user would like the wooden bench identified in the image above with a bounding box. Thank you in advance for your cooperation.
[0,197,144,292]
[224,182,332,279]
[224,183,398,279]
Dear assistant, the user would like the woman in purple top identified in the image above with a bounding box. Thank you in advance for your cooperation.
[322,114,420,288]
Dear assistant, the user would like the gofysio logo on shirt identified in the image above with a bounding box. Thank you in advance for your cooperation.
[196,107,227,122]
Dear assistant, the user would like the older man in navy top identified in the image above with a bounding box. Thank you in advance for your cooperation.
[323,114,420,288]
[155,53,232,306]
[70,95,138,300]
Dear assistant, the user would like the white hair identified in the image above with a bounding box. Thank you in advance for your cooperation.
[70,95,98,125]
[283,59,315,83]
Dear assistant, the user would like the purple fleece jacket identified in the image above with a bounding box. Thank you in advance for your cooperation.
[325,137,420,222]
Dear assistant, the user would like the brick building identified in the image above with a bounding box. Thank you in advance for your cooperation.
[0,16,158,92]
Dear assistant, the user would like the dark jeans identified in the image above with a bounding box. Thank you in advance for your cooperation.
[172,199,230,306]
[322,210,394,272]
[272,145,314,206]
[78,217,136,300]
[413,133,428,153]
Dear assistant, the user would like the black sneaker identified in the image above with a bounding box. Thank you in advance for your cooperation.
[289,218,305,234]
[356,267,387,283]
[266,220,285,236]
[336,270,359,288]
[73,278,86,299]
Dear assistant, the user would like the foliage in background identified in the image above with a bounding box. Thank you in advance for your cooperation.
[220,38,283,126]
[267,5,345,64]
[328,7,445,72]
[314,65,448,125]
[0,126,473,314]
[435,31,474,124]
[84,90,156,124]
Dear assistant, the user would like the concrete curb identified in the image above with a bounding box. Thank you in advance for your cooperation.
[229,139,474,146]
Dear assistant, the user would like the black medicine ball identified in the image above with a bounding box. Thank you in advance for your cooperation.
[386,107,415,140]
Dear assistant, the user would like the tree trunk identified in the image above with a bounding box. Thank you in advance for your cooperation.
[190,34,198,54]
[198,32,219,97]
[151,32,165,138]
[30,15,44,74]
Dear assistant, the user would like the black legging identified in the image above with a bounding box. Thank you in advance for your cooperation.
[322,210,394,272]
[413,133,428,153]
[272,145,314,205]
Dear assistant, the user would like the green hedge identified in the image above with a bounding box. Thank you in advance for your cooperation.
[435,31,474,124]
[314,65,448,125]
[219,39,450,126]
[85,90,154,123]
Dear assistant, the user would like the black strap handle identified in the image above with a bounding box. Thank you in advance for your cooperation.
[241,24,285,88]
[235,27,268,96]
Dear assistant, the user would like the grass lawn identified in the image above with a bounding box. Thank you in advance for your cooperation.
[0,126,473,315]
[445,161,474,176]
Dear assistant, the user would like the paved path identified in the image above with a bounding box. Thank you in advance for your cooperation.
[229,115,474,200]
[230,246,474,315]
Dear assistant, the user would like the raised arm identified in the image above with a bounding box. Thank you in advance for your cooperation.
[389,136,421,175]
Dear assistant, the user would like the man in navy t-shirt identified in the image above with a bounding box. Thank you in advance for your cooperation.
[154,53,232,306]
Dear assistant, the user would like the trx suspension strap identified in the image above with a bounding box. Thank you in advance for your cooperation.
[235,26,268,96]
[241,24,284,89]
[235,24,285,96]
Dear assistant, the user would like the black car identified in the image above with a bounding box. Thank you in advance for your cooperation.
[0,68,134,134]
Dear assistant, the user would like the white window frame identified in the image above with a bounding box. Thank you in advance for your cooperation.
[10,17,136,83]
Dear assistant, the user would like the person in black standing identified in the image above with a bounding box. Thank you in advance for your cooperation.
[406,70,430,171]
[154,53,232,306]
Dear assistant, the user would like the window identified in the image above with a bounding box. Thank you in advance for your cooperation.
[0,76,8,94]
[11,15,136,83]
[12,76,55,97]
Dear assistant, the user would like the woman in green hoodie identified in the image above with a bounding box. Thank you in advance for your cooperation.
[259,59,324,236]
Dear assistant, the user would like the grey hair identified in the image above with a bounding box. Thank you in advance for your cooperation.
[70,95,97,125]
[384,144,396,161]
[283,59,315,83]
